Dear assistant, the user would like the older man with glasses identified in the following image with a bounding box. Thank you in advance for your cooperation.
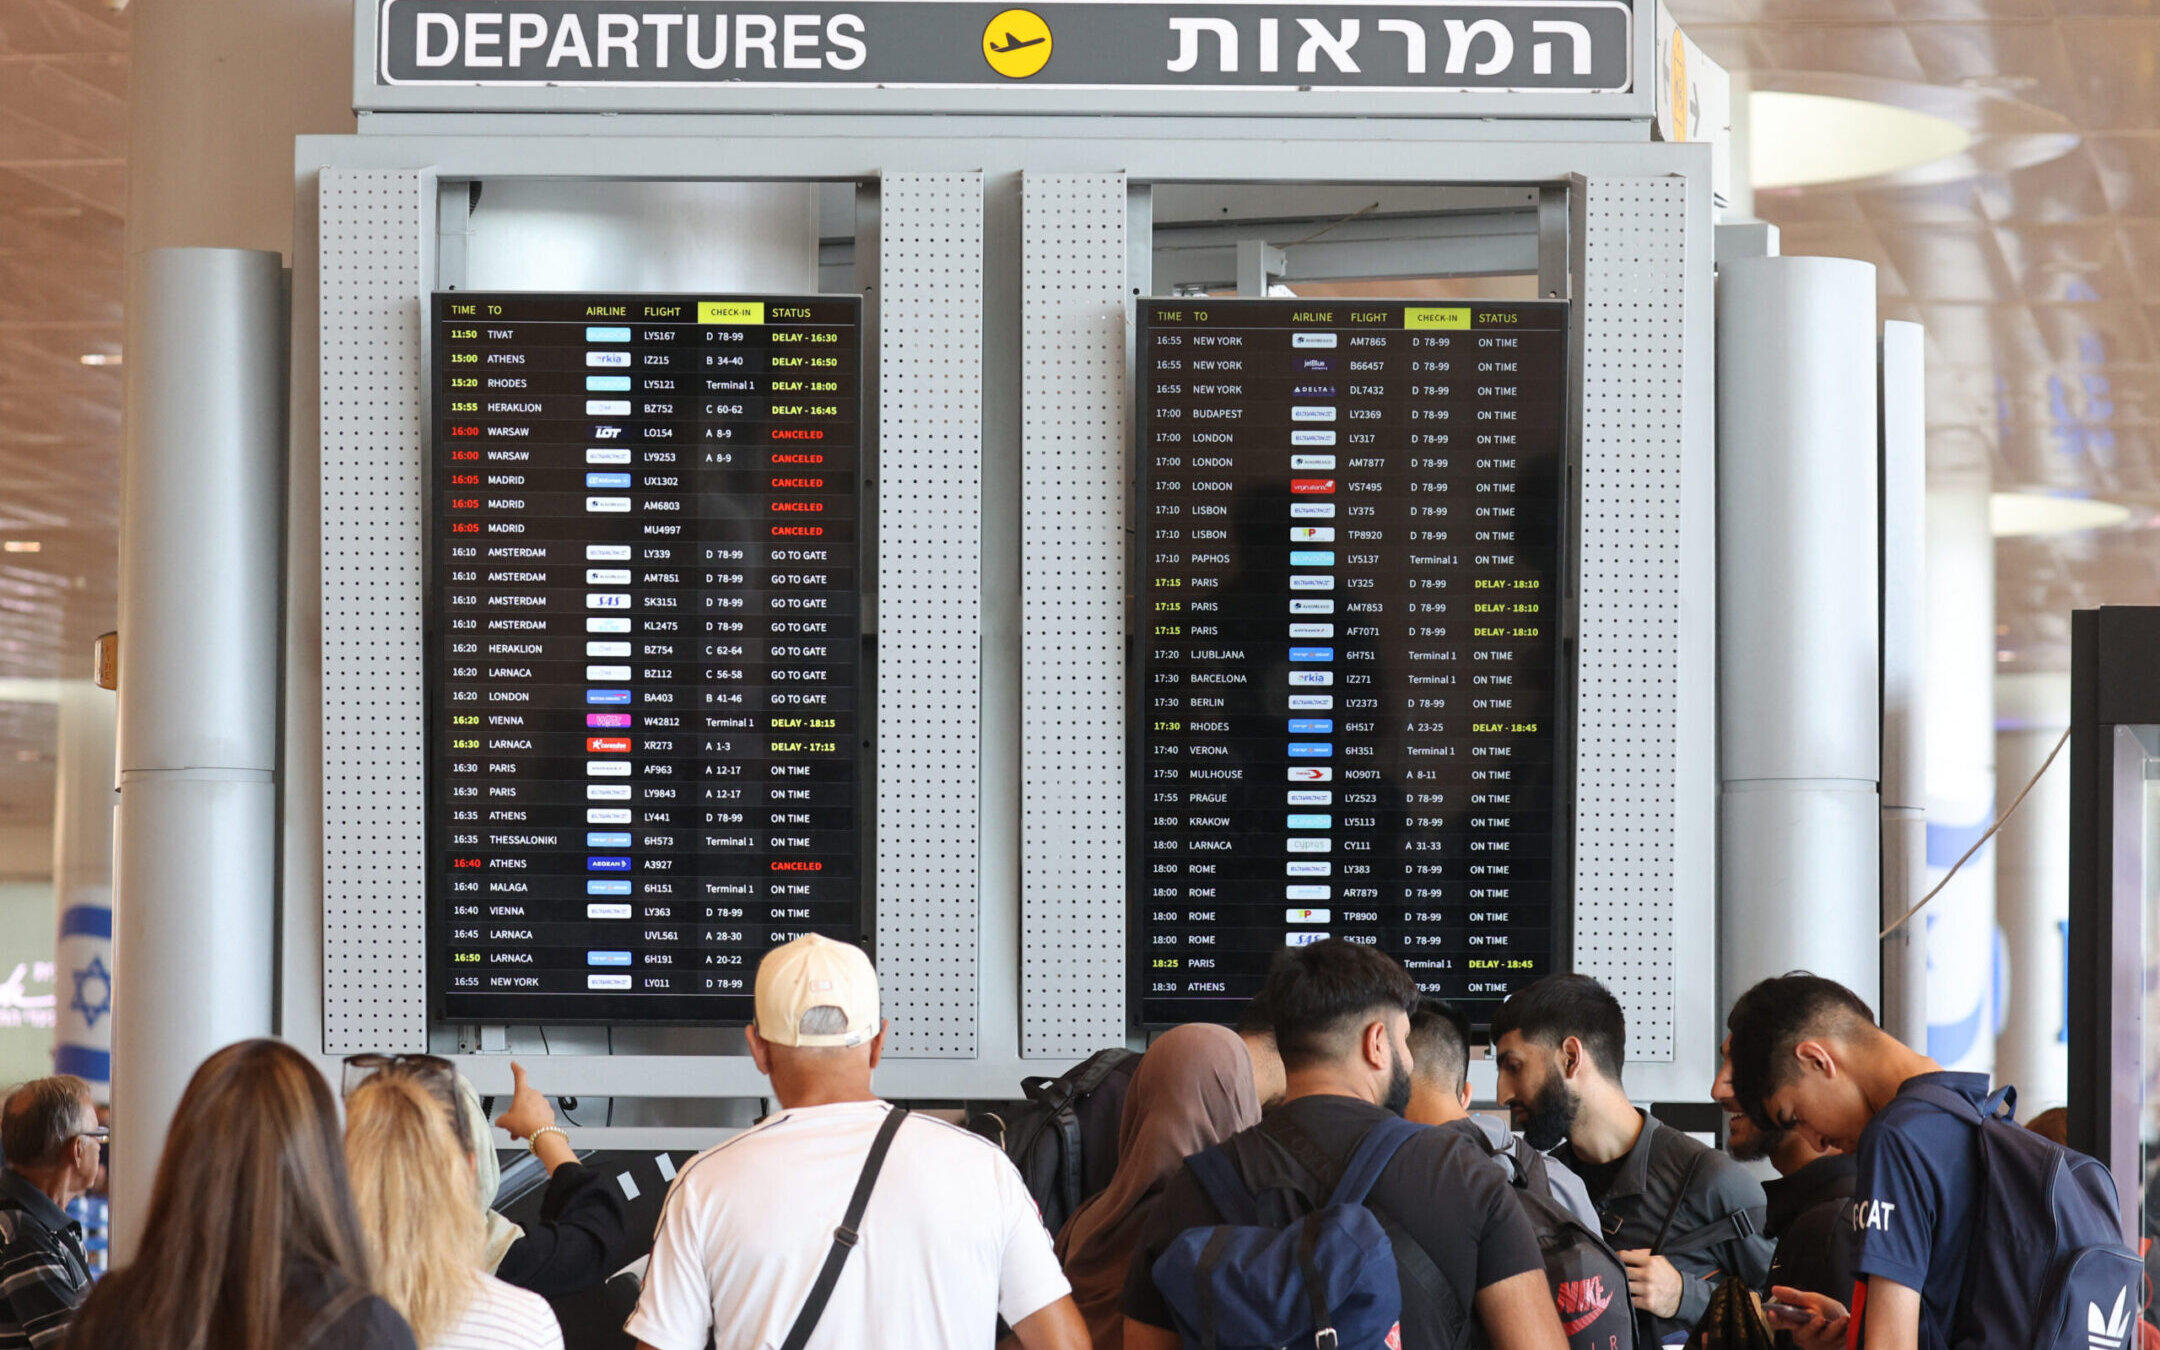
[0,1075,104,1349]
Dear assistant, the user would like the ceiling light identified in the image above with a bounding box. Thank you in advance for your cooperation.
[77,353,119,367]
[1751,91,1974,190]
[1989,491,2134,538]
[1,544,40,554]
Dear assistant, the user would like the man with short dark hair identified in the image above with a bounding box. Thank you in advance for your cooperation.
[0,1076,100,1348]
[1123,941,1569,1350]
[1709,1037,1855,1307]
[1493,975,1771,1343]
[1406,998,1599,1233]
[1724,973,1962,1350]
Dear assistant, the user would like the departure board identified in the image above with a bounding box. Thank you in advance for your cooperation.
[427,292,864,1024]
[1133,298,1570,1028]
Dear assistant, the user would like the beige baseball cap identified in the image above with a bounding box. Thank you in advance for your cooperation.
[754,934,882,1048]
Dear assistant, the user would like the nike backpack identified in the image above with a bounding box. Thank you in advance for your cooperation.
[1902,1083,2144,1350]
[1493,1134,1638,1350]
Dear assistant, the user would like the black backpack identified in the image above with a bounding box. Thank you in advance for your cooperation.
[1473,1129,1637,1350]
[971,1048,1141,1234]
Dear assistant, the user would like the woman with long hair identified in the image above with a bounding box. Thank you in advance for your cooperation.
[65,1038,414,1350]
[343,1068,562,1350]
[1054,1022,1262,1350]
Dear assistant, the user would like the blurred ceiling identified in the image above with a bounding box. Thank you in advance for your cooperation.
[1670,0,2160,675]
[0,0,124,829]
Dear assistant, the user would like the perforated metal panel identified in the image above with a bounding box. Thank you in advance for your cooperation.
[877,173,985,1058]
[1573,176,1688,1061]
[1018,174,1130,1057]
[319,167,431,1054]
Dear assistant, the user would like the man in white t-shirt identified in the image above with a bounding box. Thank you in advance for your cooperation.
[627,934,1088,1350]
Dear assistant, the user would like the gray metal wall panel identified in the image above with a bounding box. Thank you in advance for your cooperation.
[877,172,986,1058]
[319,167,431,1054]
[1019,173,1130,1058]
[1574,175,1687,1062]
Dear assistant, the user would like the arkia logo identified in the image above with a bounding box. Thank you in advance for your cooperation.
[2088,1288,2134,1350]
[1557,1276,1615,1337]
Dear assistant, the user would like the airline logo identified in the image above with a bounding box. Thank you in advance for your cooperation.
[586,375,632,392]
[586,400,632,415]
[586,831,633,847]
[1290,623,1334,638]
[586,689,632,704]
[587,857,632,872]
[586,903,633,919]
[586,617,632,633]
[586,949,632,965]
[1292,333,1338,348]
[587,762,632,777]
[1289,599,1336,614]
[586,351,631,368]
[586,447,632,464]
[1287,766,1334,781]
[1291,406,1337,422]
[2090,1290,2134,1350]
[1296,356,1335,372]
[586,665,632,680]
[1291,455,1336,470]
[1292,384,1336,399]
[586,808,632,824]
[1286,861,1331,876]
[1286,931,1331,946]
[1287,837,1332,853]
[1286,908,1333,923]
[1288,742,1333,757]
[586,326,632,342]
[587,641,632,657]
[1287,790,1333,805]
[586,496,631,513]
[1289,646,1334,662]
[1288,718,1334,733]
[586,737,632,752]
[586,879,632,895]
[1291,503,1336,518]
[586,784,632,800]
[1288,694,1334,710]
[1289,671,1335,686]
[1287,814,1332,829]
[585,472,632,488]
[587,543,633,561]
[1289,551,1335,567]
[586,713,632,729]
[1292,429,1336,445]
[587,593,631,609]
[587,974,633,990]
[1289,576,1336,591]
[586,568,631,584]
[1286,884,1332,900]
[1291,478,1336,494]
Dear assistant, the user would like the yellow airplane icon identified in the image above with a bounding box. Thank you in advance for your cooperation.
[982,9,1053,77]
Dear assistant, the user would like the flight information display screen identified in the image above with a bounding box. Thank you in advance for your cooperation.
[427,291,864,1024]
[1133,298,1570,1028]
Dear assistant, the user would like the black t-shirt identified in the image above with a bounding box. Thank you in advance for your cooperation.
[1121,1095,1545,1347]
[1571,1153,1626,1207]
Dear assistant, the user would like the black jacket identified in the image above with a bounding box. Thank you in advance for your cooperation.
[1556,1110,1774,1342]
[1762,1154,1858,1305]
[494,1161,641,1296]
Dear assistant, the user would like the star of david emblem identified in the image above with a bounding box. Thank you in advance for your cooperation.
[70,957,111,1029]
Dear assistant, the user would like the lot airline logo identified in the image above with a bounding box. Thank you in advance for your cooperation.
[982,8,1053,77]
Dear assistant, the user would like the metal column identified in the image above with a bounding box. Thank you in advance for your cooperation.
[1880,320,1928,1045]
[112,248,284,1261]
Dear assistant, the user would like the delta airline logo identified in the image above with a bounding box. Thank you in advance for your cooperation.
[2090,1289,2134,1350]
[1558,1276,1615,1337]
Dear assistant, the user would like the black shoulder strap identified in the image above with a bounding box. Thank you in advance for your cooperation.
[1657,1205,1767,1259]
[780,1106,911,1350]
[1650,1148,1708,1255]
[295,1283,372,1350]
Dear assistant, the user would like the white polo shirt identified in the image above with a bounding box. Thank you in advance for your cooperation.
[626,1099,1071,1350]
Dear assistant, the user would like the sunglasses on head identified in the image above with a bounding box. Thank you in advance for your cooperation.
[341,1054,471,1141]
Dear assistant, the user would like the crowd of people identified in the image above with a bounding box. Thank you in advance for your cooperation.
[0,932,2131,1350]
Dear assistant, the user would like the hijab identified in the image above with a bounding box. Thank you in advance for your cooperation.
[1054,1023,1261,1350]
[455,1073,527,1272]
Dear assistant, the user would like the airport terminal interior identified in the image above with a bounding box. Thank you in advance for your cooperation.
[3,0,2160,1347]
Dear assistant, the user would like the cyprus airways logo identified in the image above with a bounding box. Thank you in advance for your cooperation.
[1558,1276,1615,1337]
[2089,1288,2133,1350]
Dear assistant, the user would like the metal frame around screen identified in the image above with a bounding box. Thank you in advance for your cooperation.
[294,126,1716,1116]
